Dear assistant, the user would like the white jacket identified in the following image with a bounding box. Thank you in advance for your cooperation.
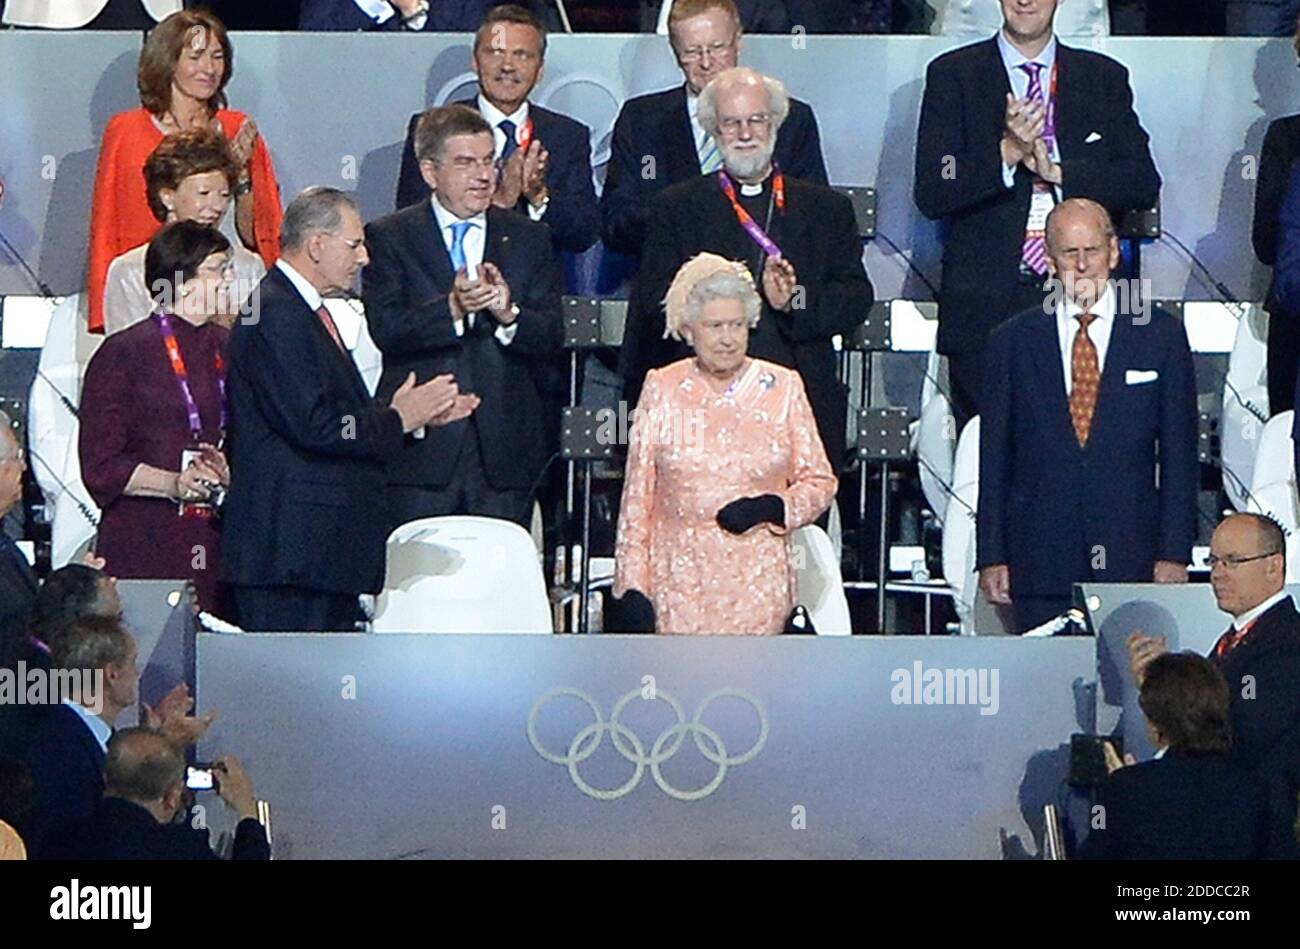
[2,0,181,29]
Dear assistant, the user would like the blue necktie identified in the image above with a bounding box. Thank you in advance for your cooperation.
[498,119,517,164]
[448,220,474,272]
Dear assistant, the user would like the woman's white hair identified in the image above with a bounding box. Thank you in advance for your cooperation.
[696,66,790,139]
[663,257,761,342]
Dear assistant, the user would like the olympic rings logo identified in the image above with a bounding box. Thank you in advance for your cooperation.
[527,687,768,801]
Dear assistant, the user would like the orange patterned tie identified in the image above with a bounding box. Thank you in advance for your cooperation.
[1069,312,1100,447]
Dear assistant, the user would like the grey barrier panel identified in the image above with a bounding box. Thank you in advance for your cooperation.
[117,579,195,728]
[196,633,1094,859]
[2,33,1297,302]
[1082,582,1300,761]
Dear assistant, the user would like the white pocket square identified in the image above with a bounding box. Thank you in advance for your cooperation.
[1126,369,1159,385]
[1085,131,1103,144]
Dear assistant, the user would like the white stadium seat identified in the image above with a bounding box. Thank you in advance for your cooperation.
[790,525,852,635]
[372,516,553,633]
[942,416,980,635]
[1220,304,1269,509]
[1249,410,1295,497]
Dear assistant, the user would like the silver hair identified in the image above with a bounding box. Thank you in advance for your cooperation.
[696,66,791,139]
[280,186,359,252]
[670,269,762,341]
[0,410,16,462]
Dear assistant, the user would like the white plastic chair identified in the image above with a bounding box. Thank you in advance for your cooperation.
[1249,410,1295,497]
[790,525,852,635]
[914,351,956,523]
[1221,305,1270,509]
[372,516,552,633]
[941,416,981,635]
[1246,482,1300,583]
[26,292,102,567]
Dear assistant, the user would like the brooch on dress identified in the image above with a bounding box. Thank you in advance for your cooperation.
[759,372,775,390]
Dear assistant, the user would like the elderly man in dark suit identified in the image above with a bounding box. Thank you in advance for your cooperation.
[222,187,471,633]
[43,728,269,860]
[621,66,872,472]
[0,415,36,647]
[978,199,1198,633]
[394,4,599,259]
[367,106,564,531]
[602,0,829,261]
[1130,513,1300,775]
[914,0,1160,429]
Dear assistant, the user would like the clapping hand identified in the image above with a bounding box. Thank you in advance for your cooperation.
[520,141,550,208]
[762,256,798,312]
[494,149,525,209]
[144,683,217,748]
[228,118,259,172]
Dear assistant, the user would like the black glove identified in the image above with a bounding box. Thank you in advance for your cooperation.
[783,604,817,635]
[716,494,785,534]
[611,589,656,633]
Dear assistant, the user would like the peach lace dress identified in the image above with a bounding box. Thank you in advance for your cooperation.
[614,357,838,634]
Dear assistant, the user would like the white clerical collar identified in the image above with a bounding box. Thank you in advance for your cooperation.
[478,93,529,134]
[430,194,487,232]
[739,182,764,197]
[62,699,112,753]
[1059,282,1116,324]
[1232,589,1290,632]
[276,259,323,312]
[997,30,1058,74]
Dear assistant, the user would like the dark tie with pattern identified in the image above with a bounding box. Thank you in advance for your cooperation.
[499,119,517,164]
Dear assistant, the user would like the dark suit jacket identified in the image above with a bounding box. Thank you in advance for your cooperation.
[621,173,873,469]
[1076,753,1269,860]
[914,37,1161,355]
[22,703,105,858]
[977,304,1198,597]
[363,203,564,490]
[1253,115,1300,270]
[221,266,406,596]
[1214,597,1300,775]
[0,532,37,655]
[639,0,792,32]
[298,0,496,30]
[395,99,600,256]
[600,85,829,259]
[43,797,270,860]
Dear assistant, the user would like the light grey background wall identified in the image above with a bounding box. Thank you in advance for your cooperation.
[196,633,1095,859]
[2,33,1296,303]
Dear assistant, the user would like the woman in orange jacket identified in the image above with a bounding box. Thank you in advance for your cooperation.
[87,8,282,333]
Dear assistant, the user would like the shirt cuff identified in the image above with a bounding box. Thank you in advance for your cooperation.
[454,317,466,337]
[527,198,550,221]
[403,10,428,30]
[354,0,396,23]
[495,322,519,346]
[1002,163,1017,189]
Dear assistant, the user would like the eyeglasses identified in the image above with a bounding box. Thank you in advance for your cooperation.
[678,40,735,63]
[330,235,366,251]
[1206,551,1280,569]
[718,113,772,135]
[198,258,235,275]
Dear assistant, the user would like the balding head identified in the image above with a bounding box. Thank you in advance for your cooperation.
[1045,198,1120,310]
[105,728,186,813]
[1209,513,1287,617]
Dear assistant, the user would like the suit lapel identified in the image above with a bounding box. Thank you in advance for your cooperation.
[413,201,456,291]
[1053,43,1080,160]
[1028,312,1076,446]
[1089,308,1133,443]
[272,268,369,402]
[666,86,702,184]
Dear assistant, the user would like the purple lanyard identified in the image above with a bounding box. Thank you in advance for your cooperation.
[155,312,227,442]
[717,164,785,258]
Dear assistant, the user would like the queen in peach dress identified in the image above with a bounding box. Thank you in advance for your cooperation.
[613,254,838,635]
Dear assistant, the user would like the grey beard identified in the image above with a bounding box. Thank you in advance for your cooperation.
[722,144,775,181]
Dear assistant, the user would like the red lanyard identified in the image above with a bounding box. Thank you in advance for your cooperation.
[1216,619,1256,659]
[717,165,785,258]
[156,312,227,443]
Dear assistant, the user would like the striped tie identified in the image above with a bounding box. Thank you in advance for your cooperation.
[1019,61,1053,276]
[698,132,723,174]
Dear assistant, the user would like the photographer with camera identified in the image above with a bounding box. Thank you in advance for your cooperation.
[43,727,268,860]
[80,220,234,614]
